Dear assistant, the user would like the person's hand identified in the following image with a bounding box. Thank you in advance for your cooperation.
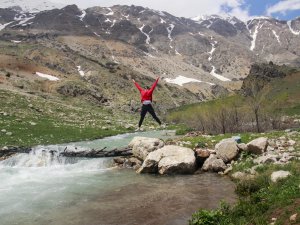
[156,76,160,80]
[132,79,135,83]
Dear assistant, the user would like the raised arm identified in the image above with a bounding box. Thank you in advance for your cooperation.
[149,77,160,92]
[132,79,143,92]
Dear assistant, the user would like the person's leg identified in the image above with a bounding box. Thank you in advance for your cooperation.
[138,105,148,127]
[148,104,161,125]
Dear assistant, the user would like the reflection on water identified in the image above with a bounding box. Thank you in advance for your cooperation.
[0,130,236,225]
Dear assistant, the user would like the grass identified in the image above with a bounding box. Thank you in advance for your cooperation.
[0,89,136,147]
[0,115,126,147]
[190,161,300,225]
[177,130,288,149]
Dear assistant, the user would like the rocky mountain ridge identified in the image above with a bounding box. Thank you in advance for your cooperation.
[0,4,299,110]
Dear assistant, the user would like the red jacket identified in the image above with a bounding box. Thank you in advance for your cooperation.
[134,78,159,103]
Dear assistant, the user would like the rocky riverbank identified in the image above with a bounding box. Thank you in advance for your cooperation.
[113,130,299,177]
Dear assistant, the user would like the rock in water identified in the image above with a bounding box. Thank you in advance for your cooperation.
[129,137,164,160]
[215,138,239,163]
[195,148,211,166]
[271,170,291,183]
[202,154,227,172]
[137,145,196,175]
[247,137,268,154]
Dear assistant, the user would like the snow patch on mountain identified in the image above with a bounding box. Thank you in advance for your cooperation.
[139,24,151,45]
[165,76,202,86]
[105,7,114,16]
[287,20,300,35]
[250,22,263,51]
[272,30,281,44]
[210,66,231,81]
[167,24,175,49]
[208,38,217,61]
[78,10,86,21]
[175,49,182,56]
[167,24,174,41]
[111,19,116,27]
[93,32,101,37]
[160,18,166,24]
[36,72,59,81]
[77,66,85,77]
[0,21,14,31]
[121,14,129,20]
[12,14,35,27]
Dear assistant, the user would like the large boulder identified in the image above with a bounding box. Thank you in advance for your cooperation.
[215,138,239,163]
[137,145,196,175]
[202,154,227,172]
[247,137,268,154]
[129,137,164,160]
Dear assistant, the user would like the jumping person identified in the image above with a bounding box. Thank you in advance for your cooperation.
[132,77,162,131]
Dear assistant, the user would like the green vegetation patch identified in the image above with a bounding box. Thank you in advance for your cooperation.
[190,161,300,225]
[0,89,133,147]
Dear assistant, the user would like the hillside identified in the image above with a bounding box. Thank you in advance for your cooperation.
[167,63,300,134]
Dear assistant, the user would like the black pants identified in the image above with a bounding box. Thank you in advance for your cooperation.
[139,104,161,127]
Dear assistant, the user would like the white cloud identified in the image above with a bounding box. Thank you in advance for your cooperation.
[266,0,300,16]
[50,0,251,20]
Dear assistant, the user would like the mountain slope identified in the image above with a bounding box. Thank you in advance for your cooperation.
[0,4,299,110]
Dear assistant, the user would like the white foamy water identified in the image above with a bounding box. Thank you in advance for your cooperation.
[0,130,236,225]
[0,146,113,225]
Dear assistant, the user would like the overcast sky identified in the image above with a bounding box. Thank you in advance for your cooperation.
[50,0,300,21]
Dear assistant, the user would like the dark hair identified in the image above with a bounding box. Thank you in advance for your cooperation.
[144,86,150,90]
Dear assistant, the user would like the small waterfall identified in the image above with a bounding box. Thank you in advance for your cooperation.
[0,145,112,171]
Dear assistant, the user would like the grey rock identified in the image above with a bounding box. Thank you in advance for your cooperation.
[215,138,239,163]
[237,143,248,151]
[253,154,278,164]
[113,157,126,164]
[247,137,268,154]
[129,137,164,160]
[6,132,12,136]
[271,170,291,182]
[137,145,196,175]
[202,154,227,172]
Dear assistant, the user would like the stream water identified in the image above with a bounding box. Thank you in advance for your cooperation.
[0,130,236,225]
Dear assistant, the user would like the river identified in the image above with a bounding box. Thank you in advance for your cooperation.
[0,130,236,225]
